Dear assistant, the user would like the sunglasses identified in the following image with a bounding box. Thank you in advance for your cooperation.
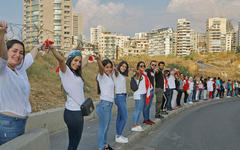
[151,64,157,67]
[140,65,146,68]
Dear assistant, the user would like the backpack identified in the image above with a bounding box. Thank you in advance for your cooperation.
[130,75,142,92]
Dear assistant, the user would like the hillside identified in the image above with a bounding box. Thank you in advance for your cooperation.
[27,52,240,112]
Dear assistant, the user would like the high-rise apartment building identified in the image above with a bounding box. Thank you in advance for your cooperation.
[90,25,105,45]
[98,32,117,60]
[72,13,83,48]
[190,30,198,53]
[147,27,174,56]
[23,0,73,51]
[197,32,207,53]
[123,38,148,57]
[176,19,191,56]
[206,17,227,53]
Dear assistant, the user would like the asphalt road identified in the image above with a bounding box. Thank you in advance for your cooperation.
[126,98,240,150]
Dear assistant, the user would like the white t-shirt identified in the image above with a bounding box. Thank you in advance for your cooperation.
[207,80,214,92]
[133,75,146,100]
[97,73,114,102]
[59,66,85,111]
[112,73,126,94]
[167,75,176,89]
[0,53,33,117]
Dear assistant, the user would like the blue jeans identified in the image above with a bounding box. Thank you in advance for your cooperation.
[133,94,145,125]
[0,113,27,145]
[115,94,128,136]
[199,89,203,100]
[96,100,113,150]
[166,89,173,110]
[143,90,154,121]
[188,91,193,102]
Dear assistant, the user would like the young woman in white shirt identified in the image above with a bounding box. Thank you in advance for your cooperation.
[95,56,114,150]
[131,61,150,132]
[112,61,129,144]
[0,21,47,145]
[49,46,90,150]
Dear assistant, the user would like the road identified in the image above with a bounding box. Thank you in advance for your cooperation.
[126,98,240,150]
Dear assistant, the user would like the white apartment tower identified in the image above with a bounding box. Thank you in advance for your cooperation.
[90,25,105,45]
[176,19,191,56]
[23,0,73,51]
[148,27,174,56]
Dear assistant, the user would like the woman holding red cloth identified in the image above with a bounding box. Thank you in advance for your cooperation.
[131,61,152,132]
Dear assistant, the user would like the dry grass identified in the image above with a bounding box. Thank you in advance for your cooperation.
[28,52,240,112]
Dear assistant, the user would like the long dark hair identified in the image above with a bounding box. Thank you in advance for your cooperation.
[6,40,25,69]
[136,61,145,70]
[117,61,129,77]
[66,56,82,78]
[97,59,113,94]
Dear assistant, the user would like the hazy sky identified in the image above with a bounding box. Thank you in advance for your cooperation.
[1,0,240,40]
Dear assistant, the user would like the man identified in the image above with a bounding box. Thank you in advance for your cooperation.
[154,61,165,119]
[143,60,157,125]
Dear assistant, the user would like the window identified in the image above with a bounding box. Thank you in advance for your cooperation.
[54,25,62,30]
[64,5,70,9]
[54,10,62,14]
[54,3,61,9]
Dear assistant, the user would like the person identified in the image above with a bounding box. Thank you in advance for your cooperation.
[0,21,47,145]
[183,76,189,104]
[96,57,114,150]
[207,78,214,99]
[112,61,129,143]
[203,78,208,100]
[176,73,184,107]
[188,77,194,104]
[216,77,221,99]
[166,69,176,110]
[143,60,157,125]
[155,61,167,117]
[226,80,231,97]
[131,61,149,132]
[49,46,90,150]
[198,77,204,100]
[212,77,216,99]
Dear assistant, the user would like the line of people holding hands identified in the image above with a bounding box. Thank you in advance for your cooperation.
[1,21,239,150]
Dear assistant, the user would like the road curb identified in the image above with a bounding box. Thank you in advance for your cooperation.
[113,97,237,150]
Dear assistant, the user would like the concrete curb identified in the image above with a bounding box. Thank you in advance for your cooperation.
[26,97,136,134]
[0,128,50,150]
[113,97,236,150]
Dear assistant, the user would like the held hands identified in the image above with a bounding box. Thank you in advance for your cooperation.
[0,21,8,35]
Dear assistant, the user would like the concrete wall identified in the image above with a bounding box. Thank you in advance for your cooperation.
[0,128,50,150]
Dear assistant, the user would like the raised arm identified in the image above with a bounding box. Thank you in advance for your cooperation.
[113,62,119,77]
[0,21,8,60]
[81,55,90,69]
[95,55,104,76]
[49,46,66,73]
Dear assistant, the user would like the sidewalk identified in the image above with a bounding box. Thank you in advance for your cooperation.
[50,104,157,150]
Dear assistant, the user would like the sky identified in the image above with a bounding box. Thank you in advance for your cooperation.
[1,0,240,40]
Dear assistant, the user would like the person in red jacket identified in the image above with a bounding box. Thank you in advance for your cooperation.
[183,76,189,105]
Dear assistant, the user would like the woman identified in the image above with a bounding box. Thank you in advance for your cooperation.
[0,21,47,145]
[112,61,129,143]
[49,46,90,150]
[188,77,194,104]
[131,61,150,132]
[96,57,114,150]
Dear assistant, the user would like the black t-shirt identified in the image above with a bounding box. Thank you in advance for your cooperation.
[145,68,155,88]
[155,70,164,89]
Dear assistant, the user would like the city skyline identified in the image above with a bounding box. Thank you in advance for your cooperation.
[1,0,240,40]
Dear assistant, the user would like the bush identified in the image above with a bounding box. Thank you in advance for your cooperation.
[167,63,191,76]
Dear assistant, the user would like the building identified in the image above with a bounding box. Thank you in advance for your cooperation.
[123,38,148,57]
[90,25,105,45]
[197,32,207,53]
[206,17,227,53]
[176,19,191,56]
[134,32,147,39]
[190,30,198,53]
[117,34,130,49]
[72,13,83,48]
[23,0,73,51]
[147,27,174,56]
[98,32,117,60]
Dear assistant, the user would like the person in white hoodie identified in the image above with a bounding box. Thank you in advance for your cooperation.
[207,77,214,99]
[188,77,194,104]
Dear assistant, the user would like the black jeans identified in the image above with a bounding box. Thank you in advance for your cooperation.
[64,109,84,150]
[183,91,188,103]
[176,89,183,106]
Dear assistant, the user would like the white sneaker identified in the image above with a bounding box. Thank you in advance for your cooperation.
[131,126,144,132]
[188,101,193,104]
[120,136,128,142]
[115,136,128,143]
